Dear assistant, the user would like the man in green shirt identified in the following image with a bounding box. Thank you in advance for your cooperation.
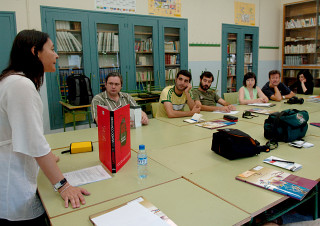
[192,71,236,112]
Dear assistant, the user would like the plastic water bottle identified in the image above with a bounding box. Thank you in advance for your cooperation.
[137,144,147,179]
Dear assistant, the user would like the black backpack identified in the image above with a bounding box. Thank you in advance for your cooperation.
[211,128,269,160]
[66,74,93,106]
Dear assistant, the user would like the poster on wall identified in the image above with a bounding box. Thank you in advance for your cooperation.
[95,0,136,14]
[148,0,181,17]
[234,1,255,26]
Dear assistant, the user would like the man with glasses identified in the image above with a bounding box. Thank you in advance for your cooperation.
[91,72,149,125]
[192,71,236,112]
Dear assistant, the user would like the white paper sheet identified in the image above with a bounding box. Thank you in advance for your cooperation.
[63,165,111,187]
[91,201,169,226]
[212,110,239,115]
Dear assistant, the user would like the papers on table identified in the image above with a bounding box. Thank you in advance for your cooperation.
[90,197,175,226]
[63,165,112,187]
[183,113,204,123]
[247,103,276,107]
[212,110,239,115]
[263,156,302,172]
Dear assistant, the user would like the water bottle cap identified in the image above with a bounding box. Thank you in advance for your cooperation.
[139,144,145,150]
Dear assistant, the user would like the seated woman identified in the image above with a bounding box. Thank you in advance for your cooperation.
[239,72,269,105]
[289,70,314,95]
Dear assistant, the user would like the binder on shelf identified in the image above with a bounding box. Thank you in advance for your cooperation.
[236,165,318,201]
[97,104,131,173]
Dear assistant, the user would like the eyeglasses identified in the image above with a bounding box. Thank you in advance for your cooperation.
[242,111,258,119]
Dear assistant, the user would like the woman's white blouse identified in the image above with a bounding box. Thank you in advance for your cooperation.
[0,75,51,220]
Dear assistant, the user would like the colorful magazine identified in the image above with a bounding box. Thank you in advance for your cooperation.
[195,120,235,130]
[247,108,277,115]
[310,122,320,128]
[236,165,318,201]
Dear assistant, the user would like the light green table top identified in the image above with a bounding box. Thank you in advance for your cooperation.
[45,127,98,150]
[146,120,266,175]
[184,135,320,218]
[50,178,251,226]
[37,143,180,218]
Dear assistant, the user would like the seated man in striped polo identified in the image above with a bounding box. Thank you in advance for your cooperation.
[156,70,201,118]
[91,72,149,125]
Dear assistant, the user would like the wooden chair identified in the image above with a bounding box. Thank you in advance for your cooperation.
[224,92,239,104]
[57,74,92,132]
[313,87,320,95]
[151,102,159,118]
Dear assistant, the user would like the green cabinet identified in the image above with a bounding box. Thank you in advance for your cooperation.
[41,6,188,130]
[221,24,259,94]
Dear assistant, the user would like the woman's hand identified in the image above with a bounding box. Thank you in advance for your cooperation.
[59,183,90,208]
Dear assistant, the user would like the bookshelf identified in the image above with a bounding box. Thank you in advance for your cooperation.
[282,0,320,89]
[41,6,188,130]
[164,28,180,86]
[135,25,154,92]
[221,24,259,94]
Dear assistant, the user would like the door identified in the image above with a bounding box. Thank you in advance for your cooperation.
[221,24,259,94]
[159,19,188,89]
[89,13,128,95]
[42,8,91,129]
[0,12,16,73]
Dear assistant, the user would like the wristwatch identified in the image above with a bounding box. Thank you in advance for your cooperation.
[53,178,67,191]
[282,95,285,100]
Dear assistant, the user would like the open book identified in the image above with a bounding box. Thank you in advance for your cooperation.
[89,197,176,226]
[247,108,277,115]
[236,165,318,201]
[195,120,235,130]
[248,103,276,107]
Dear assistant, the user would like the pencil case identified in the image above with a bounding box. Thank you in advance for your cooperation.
[61,141,93,154]
[223,115,238,122]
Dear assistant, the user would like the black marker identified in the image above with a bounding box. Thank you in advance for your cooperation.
[271,159,295,164]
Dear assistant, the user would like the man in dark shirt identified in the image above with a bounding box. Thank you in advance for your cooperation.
[262,70,295,101]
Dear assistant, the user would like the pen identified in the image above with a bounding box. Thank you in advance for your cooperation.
[271,159,295,164]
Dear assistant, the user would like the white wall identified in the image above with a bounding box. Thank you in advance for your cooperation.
[0,0,286,134]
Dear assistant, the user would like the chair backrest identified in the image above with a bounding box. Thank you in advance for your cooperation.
[224,92,239,104]
[313,87,320,95]
[151,102,159,118]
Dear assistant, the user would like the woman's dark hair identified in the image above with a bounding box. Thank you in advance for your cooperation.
[0,29,49,90]
[297,69,313,82]
[243,72,257,88]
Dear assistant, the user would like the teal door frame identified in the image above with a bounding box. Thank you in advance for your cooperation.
[0,12,17,73]
[221,24,259,94]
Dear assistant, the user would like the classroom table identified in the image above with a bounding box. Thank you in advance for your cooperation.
[37,143,180,218]
[39,99,320,225]
[50,178,251,226]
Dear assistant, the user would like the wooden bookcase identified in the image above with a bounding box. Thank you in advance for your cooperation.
[282,0,320,89]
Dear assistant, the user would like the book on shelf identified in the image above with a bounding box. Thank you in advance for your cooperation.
[263,156,302,172]
[236,165,318,201]
[89,196,177,226]
[247,108,277,115]
[97,104,131,173]
[247,103,276,107]
[195,120,235,130]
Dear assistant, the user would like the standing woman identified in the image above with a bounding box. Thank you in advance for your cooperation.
[239,72,269,105]
[289,69,314,95]
[0,30,90,224]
